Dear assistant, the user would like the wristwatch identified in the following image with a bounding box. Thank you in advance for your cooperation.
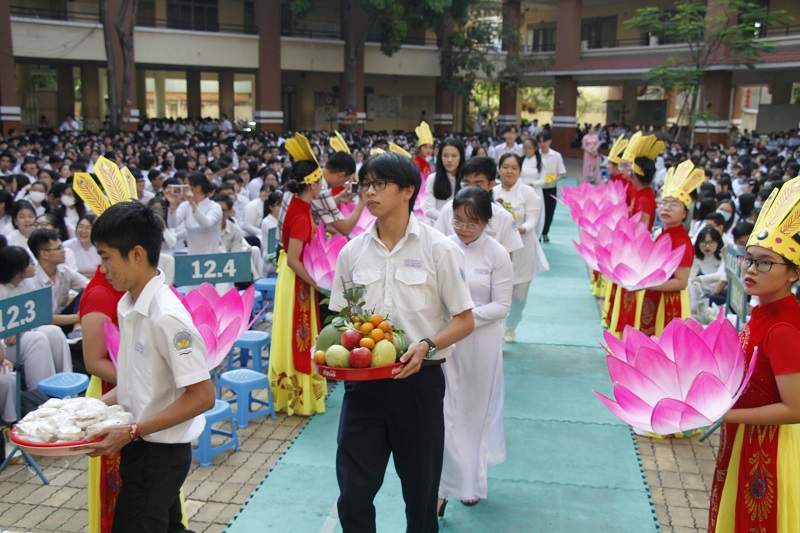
[421,338,437,359]
[128,423,141,442]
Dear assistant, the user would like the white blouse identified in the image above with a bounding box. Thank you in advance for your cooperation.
[424,172,456,223]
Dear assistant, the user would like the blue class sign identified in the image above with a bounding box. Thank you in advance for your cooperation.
[0,287,53,338]
[173,251,251,286]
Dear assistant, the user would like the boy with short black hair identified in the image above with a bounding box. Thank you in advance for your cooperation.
[330,152,475,532]
[86,201,215,533]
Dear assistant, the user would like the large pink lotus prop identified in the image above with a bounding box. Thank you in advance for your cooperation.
[561,180,629,227]
[594,311,757,435]
[338,201,376,237]
[592,215,685,291]
[574,212,644,271]
[303,223,348,291]
[105,283,261,370]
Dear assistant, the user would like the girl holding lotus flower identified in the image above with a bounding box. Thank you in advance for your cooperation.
[709,176,800,533]
[268,135,327,416]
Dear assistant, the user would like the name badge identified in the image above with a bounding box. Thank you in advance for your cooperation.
[404,259,423,269]
[474,268,490,275]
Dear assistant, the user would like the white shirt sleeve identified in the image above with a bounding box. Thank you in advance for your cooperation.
[424,173,441,222]
[473,252,513,328]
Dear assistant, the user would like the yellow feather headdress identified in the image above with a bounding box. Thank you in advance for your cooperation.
[623,133,665,177]
[369,143,412,159]
[284,133,322,184]
[662,160,705,208]
[330,131,350,154]
[415,121,434,147]
[607,136,628,165]
[72,155,138,216]
[747,176,800,264]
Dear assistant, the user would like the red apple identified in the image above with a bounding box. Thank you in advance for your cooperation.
[349,347,372,368]
[341,329,363,351]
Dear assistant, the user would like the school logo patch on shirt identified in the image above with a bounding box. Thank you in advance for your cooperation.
[173,331,193,355]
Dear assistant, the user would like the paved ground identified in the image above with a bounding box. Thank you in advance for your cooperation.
[0,157,723,532]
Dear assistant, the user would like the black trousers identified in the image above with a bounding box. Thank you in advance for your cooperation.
[542,186,558,237]
[112,440,191,533]
[337,365,445,533]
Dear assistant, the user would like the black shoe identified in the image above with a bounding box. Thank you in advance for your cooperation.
[438,499,448,518]
[543,235,550,243]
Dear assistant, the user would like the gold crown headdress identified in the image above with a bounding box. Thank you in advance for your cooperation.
[607,136,629,165]
[623,133,665,176]
[72,155,138,216]
[747,176,800,264]
[415,121,433,147]
[330,131,350,154]
[284,133,322,184]
[662,160,705,208]
[369,143,412,159]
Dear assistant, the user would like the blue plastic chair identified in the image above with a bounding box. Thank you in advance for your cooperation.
[191,399,240,467]
[218,369,276,428]
[37,373,90,399]
[228,330,271,373]
[253,277,277,311]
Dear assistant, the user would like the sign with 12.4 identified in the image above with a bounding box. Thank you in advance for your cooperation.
[173,251,252,286]
[0,287,53,338]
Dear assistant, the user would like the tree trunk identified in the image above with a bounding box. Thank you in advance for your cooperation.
[100,0,138,132]
[340,0,368,132]
[115,0,139,131]
[100,0,120,131]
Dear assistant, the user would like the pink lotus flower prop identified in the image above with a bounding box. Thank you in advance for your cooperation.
[561,180,629,228]
[593,215,685,291]
[574,212,644,271]
[594,311,757,435]
[303,223,348,291]
[104,283,260,370]
[338,201,376,237]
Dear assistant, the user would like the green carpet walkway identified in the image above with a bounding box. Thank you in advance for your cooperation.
[226,179,660,533]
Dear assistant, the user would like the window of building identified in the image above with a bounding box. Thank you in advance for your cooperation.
[526,22,556,53]
[167,0,218,32]
[581,16,617,49]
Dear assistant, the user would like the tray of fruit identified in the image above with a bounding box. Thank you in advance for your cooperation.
[313,311,409,381]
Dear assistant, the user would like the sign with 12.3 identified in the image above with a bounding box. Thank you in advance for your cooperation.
[173,251,251,286]
[0,287,53,338]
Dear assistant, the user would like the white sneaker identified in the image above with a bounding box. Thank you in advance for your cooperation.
[504,330,516,343]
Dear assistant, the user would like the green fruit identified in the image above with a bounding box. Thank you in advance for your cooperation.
[392,331,409,362]
[316,324,343,353]
[371,339,396,367]
[325,345,351,368]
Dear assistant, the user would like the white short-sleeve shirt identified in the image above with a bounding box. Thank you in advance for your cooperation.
[434,200,523,255]
[330,215,474,360]
[30,264,88,314]
[116,271,210,443]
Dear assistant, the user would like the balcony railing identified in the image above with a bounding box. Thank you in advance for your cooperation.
[10,6,99,24]
[759,23,800,38]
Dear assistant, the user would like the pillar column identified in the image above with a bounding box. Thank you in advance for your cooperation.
[434,12,455,134]
[0,1,21,136]
[339,0,367,132]
[135,69,146,120]
[81,65,102,132]
[254,0,283,133]
[497,0,521,129]
[551,76,579,156]
[697,70,732,146]
[187,70,201,120]
[555,0,581,68]
[771,73,793,105]
[622,85,638,127]
[666,87,679,127]
[219,71,235,120]
[731,85,743,128]
[56,65,75,126]
[154,71,166,117]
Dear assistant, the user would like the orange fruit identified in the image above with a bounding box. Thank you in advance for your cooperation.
[377,321,391,332]
[370,314,383,327]
[359,322,375,334]
[313,350,327,365]
[353,321,362,330]
[370,328,384,342]
[359,337,375,349]
[385,332,393,343]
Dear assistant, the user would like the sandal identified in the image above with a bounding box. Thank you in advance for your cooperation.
[461,499,480,506]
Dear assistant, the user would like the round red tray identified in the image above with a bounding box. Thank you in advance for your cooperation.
[10,429,101,456]
[316,362,406,381]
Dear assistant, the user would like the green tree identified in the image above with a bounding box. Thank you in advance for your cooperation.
[626,0,791,144]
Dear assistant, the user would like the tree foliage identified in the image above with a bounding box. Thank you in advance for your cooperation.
[625,0,792,142]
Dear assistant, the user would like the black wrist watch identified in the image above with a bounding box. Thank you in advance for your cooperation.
[421,338,437,359]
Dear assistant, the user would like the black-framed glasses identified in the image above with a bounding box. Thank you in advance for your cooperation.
[658,200,683,210]
[451,219,481,231]
[358,179,389,192]
[737,255,791,273]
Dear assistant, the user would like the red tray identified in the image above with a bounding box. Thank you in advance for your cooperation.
[10,429,101,456]
[316,362,406,381]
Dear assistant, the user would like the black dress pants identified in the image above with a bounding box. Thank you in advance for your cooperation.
[112,440,191,533]
[542,186,558,237]
[337,365,445,533]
